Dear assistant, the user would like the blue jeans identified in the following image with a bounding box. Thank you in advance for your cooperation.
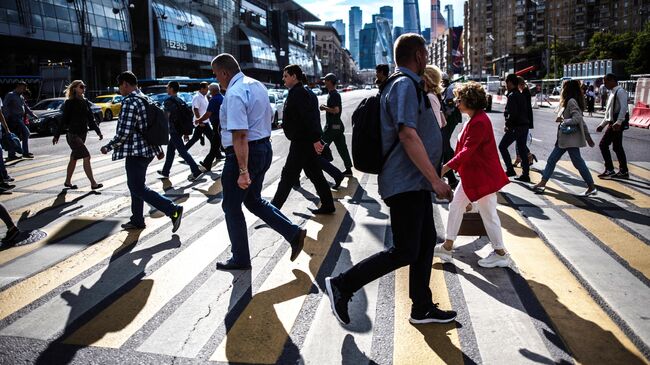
[162,128,200,176]
[222,140,300,265]
[542,146,594,186]
[7,115,30,156]
[125,156,179,226]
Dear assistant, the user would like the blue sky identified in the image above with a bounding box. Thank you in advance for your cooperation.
[297,0,465,45]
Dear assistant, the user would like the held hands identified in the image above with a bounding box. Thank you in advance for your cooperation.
[441,164,451,177]
[432,178,453,201]
[313,141,324,155]
[238,171,251,190]
[319,104,327,111]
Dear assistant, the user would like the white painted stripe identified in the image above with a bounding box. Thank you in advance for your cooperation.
[500,180,547,207]
[439,207,555,364]
[520,206,650,346]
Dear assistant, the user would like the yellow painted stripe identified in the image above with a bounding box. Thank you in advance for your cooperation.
[13,155,112,181]
[0,197,131,266]
[0,194,210,322]
[527,168,586,207]
[28,160,123,191]
[0,192,28,203]
[6,156,69,173]
[498,205,648,364]
[393,262,463,364]
[558,161,650,208]
[564,209,650,280]
[628,163,650,182]
[211,181,360,363]
[9,191,97,220]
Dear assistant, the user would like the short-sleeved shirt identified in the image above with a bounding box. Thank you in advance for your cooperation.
[219,72,272,148]
[207,94,223,126]
[3,91,26,118]
[378,66,442,200]
[192,92,209,124]
[325,89,343,128]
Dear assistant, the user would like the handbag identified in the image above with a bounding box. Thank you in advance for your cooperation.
[558,107,578,135]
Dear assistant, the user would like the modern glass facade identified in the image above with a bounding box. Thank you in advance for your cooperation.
[359,24,377,70]
[375,17,393,66]
[289,43,314,76]
[348,6,362,62]
[239,25,279,71]
[325,20,345,46]
[403,0,421,34]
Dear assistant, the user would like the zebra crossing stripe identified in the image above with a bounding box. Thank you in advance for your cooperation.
[6,156,75,174]
[629,162,650,181]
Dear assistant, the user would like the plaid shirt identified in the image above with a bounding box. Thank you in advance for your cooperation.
[103,90,163,160]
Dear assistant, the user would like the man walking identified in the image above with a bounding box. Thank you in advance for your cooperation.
[186,82,211,150]
[3,82,35,160]
[325,34,455,326]
[101,72,183,232]
[271,65,335,214]
[596,73,629,179]
[320,73,353,176]
[498,73,531,182]
[157,81,204,181]
[195,82,224,172]
[211,54,306,270]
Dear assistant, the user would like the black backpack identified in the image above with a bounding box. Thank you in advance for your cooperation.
[132,95,169,146]
[171,97,195,135]
[351,72,423,174]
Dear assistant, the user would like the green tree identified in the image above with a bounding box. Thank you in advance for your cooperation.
[626,22,650,75]
[583,31,635,61]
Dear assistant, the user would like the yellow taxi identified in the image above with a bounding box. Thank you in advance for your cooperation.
[93,94,124,120]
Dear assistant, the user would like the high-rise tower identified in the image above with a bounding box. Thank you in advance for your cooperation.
[349,6,362,62]
[325,20,346,46]
[431,0,447,41]
[380,6,393,27]
[445,4,454,28]
[403,0,420,34]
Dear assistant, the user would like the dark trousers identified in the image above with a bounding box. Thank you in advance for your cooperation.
[186,124,214,150]
[222,140,300,265]
[202,124,224,168]
[599,125,628,172]
[499,126,530,176]
[324,128,353,169]
[318,156,344,183]
[162,128,200,176]
[271,141,335,210]
[7,115,29,156]
[125,156,178,226]
[0,131,9,180]
[440,122,458,185]
[336,190,435,314]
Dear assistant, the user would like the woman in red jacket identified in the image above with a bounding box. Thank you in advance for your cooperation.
[434,82,513,268]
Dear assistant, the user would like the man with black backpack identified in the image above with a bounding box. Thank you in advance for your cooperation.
[325,34,455,326]
[158,81,204,182]
[101,71,183,232]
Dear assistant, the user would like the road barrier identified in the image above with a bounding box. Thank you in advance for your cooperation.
[630,78,650,129]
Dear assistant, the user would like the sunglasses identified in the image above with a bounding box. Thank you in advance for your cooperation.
[78,84,86,89]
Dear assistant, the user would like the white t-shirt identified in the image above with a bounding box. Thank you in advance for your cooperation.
[191,92,209,125]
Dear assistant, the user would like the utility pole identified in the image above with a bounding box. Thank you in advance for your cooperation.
[554,34,558,78]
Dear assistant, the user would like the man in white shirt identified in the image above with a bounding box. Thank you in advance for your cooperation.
[596,73,629,179]
[186,82,212,150]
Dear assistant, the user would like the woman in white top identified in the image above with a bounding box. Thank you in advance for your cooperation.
[422,65,447,129]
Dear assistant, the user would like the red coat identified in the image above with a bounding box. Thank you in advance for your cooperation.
[446,110,509,202]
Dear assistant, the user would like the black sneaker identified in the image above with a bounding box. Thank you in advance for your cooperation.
[290,228,306,261]
[121,222,146,230]
[22,153,34,159]
[342,169,353,177]
[597,170,615,178]
[0,182,15,191]
[199,160,211,172]
[332,175,343,190]
[409,304,457,324]
[612,171,629,179]
[309,206,336,215]
[157,170,169,178]
[514,175,531,183]
[325,277,352,324]
[5,156,20,162]
[505,170,517,177]
[171,206,183,233]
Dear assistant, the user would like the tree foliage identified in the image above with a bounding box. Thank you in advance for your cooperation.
[626,22,650,75]
[583,31,635,61]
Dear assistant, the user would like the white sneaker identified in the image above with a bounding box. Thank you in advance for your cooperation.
[477,251,513,268]
[434,244,453,263]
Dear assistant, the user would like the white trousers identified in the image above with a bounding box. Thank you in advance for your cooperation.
[445,183,506,250]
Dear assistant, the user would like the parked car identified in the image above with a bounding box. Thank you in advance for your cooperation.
[148,92,195,108]
[364,85,372,90]
[268,92,284,128]
[27,97,103,135]
[93,94,123,120]
[311,87,323,96]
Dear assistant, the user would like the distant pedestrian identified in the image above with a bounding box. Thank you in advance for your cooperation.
[195,82,225,172]
[498,73,531,182]
[0,203,21,244]
[2,82,35,160]
[441,74,460,188]
[532,80,597,196]
[320,73,353,176]
[513,76,537,168]
[53,80,104,190]
[211,53,306,271]
[375,64,389,88]
[325,34,455,326]
[599,83,608,111]
[186,82,211,150]
[596,73,629,179]
[271,65,336,214]
[157,81,204,181]
[101,71,184,232]
[586,84,596,117]
[0,98,15,191]
[435,81,513,268]
[422,65,447,129]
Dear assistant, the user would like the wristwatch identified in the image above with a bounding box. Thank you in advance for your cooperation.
[239,168,248,175]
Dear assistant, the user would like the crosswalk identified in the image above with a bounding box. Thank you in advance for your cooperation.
[0,147,649,364]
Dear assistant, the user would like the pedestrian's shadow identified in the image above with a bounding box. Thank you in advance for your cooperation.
[341,334,378,365]
[18,190,96,226]
[34,232,181,365]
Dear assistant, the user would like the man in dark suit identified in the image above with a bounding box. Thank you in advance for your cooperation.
[498,73,531,182]
[271,65,335,214]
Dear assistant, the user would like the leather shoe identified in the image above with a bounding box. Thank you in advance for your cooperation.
[290,229,307,261]
[309,206,335,215]
[332,175,344,189]
[216,259,251,270]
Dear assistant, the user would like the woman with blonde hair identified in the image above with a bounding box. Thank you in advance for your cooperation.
[53,80,103,189]
[422,65,447,129]
[434,82,513,268]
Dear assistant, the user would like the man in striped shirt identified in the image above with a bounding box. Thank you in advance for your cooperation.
[101,71,184,232]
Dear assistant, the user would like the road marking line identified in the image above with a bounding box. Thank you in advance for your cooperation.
[627,163,650,182]
[10,155,113,181]
[6,156,71,173]
[527,164,586,207]
[564,209,650,280]
[28,160,124,191]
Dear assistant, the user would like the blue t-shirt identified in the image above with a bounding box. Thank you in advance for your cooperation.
[207,93,223,125]
[378,67,442,200]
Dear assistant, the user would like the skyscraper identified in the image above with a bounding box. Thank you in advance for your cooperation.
[349,6,362,62]
[359,23,378,69]
[393,26,404,43]
[422,28,431,44]
[379,6,393,27]
[431,0,447,41]
[325,20,346,47]
[445,4,454,28]
[403,0,421,34]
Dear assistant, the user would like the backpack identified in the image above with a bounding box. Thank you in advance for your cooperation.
[351,72,423,174]
[171,97,195,135]
[131,95,169,146]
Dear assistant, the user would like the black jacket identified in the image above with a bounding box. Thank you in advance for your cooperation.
[504,89,530,129]
[58,98,101,138]
[282,83,321,143]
